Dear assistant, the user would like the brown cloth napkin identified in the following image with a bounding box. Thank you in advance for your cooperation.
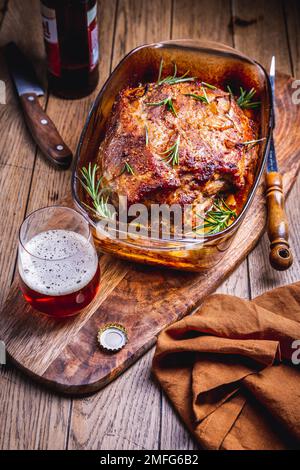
[152,282,300,450]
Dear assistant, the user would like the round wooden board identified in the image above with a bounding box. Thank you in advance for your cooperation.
[1,72,300,395]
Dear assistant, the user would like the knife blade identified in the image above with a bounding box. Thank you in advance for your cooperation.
[5,42,72,169]
[267,56,278,173]
[265,55,292,270]
[269,56,276,127]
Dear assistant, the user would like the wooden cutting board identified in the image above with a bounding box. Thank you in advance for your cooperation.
[1,72,300,395]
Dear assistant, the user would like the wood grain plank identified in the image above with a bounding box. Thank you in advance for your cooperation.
[284,0,300,78]
[232,0,300,299]
[68,349,160,450]
[162,0,249,450]
[0,0,118,450]
[0,364,71,450]
[112,0,172,67]
[172,0,232,44]
[232,0,290,71]
[68,0,172,451]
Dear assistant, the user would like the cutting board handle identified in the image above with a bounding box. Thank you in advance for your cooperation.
[266,172,293,270]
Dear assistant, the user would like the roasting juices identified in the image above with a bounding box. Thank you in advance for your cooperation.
[18,229,100,317]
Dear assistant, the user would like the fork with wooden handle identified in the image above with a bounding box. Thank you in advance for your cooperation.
[266,56,293,271]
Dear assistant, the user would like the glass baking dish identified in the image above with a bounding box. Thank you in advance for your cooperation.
[71,40,273,271]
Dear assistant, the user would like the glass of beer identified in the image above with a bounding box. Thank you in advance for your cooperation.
[18,206,100,318]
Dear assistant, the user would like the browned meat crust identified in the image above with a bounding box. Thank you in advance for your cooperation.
[98,80,259,211]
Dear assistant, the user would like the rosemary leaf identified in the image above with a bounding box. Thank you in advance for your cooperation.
[239,137,266,150]
[201,81,217,90]
[184,88,210,105]
[146,96,178,117]
[160,135,180,166]
[202,86,209,103]
[241,138,266,145]
[227,85,234,96]
[145,125,149,146]
[120,161,135,175]
[157,59,164,84]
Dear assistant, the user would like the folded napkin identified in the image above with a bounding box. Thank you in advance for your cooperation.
[152,282,300,450]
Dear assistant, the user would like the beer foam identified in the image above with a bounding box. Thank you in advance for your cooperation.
[19,230,98,296]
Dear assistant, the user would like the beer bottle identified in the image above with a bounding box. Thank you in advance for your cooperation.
[40,0,99,99]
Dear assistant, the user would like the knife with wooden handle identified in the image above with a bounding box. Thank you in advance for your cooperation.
[266,57,293,270]
[5,42,72,169]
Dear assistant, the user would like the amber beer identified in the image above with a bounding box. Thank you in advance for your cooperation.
[40,0,99,98]
[18,229,100,318]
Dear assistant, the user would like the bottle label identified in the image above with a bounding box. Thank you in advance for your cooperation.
[41,5,61,77]
[87,3,99,71]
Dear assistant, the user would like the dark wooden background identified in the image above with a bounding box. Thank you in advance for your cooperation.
[0,0,299,450]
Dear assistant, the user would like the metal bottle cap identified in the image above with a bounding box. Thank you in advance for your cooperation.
[97,323,128,352]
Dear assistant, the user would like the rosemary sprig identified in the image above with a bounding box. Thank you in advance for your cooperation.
[160,135,180,166]
[184,86,209,104]
[120,161,135,175]
[156,59,195,86]
[228,86,261,109]
[79,163,113,219]
[146,96,178,116]
[194,198,237,235]
[145,125,149,146]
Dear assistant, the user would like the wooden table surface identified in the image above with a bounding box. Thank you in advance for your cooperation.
[0,0,299,450]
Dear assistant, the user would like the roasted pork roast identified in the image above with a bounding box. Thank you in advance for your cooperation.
[98,79,259,218]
